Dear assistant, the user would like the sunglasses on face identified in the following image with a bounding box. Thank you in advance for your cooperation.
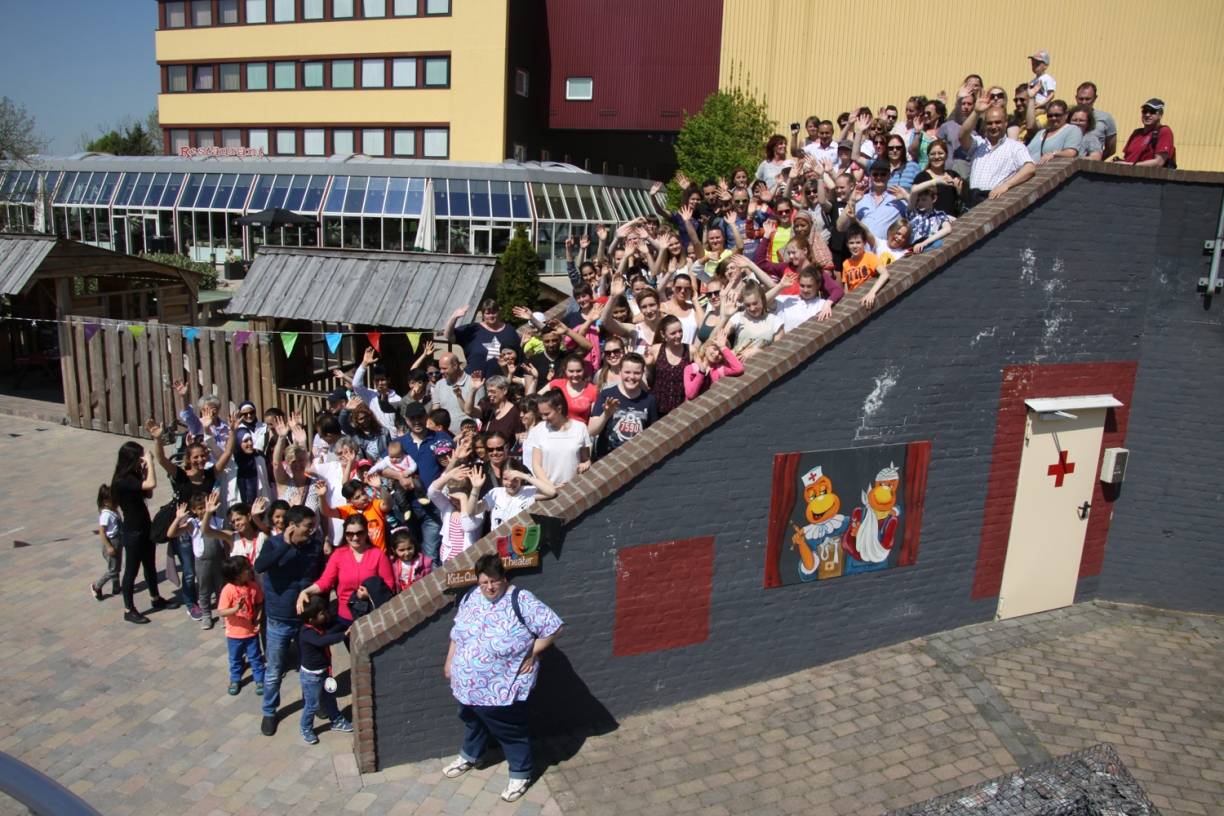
[344,530,365,539]
[487,444,506,452]
[604,348,624,355]
[870,173,888,180]
[706,290,721,298]
[776,208,792,215]
[888,145,904,151]
[989,92,1006,100]
[1141,108,1159,114]
[427,370,441,379]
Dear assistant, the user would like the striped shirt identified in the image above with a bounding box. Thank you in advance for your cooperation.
[966,134,1034,192]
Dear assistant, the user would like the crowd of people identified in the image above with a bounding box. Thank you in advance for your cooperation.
[92,52,1174,800]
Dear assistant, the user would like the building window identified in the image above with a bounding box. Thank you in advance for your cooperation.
[165,2,186,28]
[249,129,270,152]
[361,59,385,88]
[167,65,188,93]
[363,129,386,156]
[423,128,448,157]
[274,61,296,90]
[565,77,593,100]
[513,143,526,162]
[218,0,240,24]
[303,0,324,18]
[273,0,294,22]
[222,129,242,148]
[332,60,355,88]
[303,129,326,156]
[393,130,415,156]
[393,0,417,15]
[197,130,216,148]
[246,0,267,22]
[362,0,386,16]
[276,130,296,155]
[194,65,214,91]
[333,0,355,17]
[333,129,355,154]
[424,0,450,15]
[219,63,241,91]
[514,69,529,98]
[392,58,416,88]
[303,62,325,89]
[246,62,268,90]
[170,130,190,152]
[191,0,212,26]
[423,57,449,87]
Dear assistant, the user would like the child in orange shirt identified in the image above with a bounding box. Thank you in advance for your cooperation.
[217,555,265,696]
[841,225,891,310]
[320,479,389,552]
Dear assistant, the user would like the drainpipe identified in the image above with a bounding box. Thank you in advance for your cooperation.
[1201,191,1224,297]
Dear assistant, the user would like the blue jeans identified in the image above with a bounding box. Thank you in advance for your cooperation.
[172,535,197,608]
[226,636,266,685]
[416,505,442,562]
[299,670,340,736]
[262,617,297,717]
[458,701,533,780]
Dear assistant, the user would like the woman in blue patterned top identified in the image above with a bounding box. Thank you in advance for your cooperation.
[442,554,563,802]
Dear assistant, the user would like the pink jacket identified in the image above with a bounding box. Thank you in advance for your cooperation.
[316,545,395,615]
[683,349,745,400]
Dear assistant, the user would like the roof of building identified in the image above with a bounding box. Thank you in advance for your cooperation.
[225,246,498,329]
[0,234,200,297]
[3,154,653,187]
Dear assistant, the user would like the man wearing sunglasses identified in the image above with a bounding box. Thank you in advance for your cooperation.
[1116,99,1176,169]
[838,160,907,243]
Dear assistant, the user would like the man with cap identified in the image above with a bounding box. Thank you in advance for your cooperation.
[838,160,907,244]
[1026,50,1057,110]
[396,401,449,561]
[1117,99,1176,168]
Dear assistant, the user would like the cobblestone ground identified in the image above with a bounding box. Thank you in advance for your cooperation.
[0,415,1220,815]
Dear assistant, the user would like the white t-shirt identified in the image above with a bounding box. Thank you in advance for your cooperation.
[187,515,224,559]
[728,311,784,354]
[775,295,830,333]
[1028,74,1057,106]
[526,420,591,486]
[99,508,120,542]
[230,532,266,565]
[482,485,539,531]
[802,141,839,166]
[428,487,485,562]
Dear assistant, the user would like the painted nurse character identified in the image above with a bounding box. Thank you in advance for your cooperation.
[790,466,849,582]
[843,462,902,565]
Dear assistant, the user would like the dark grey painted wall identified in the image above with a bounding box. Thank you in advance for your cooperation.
[370,175,1224,767]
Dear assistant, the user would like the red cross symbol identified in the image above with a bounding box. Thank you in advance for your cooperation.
[1047,450,1076,487]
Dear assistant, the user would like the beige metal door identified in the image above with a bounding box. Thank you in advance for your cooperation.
[997,408,1106,620]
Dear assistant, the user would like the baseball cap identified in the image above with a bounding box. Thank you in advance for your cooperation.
[354,458,373,471]
[434,441,454,458]
[1029,49,1050,65]
[837,139,854,151]
[327,387,348,406]
[1141,98,1165,112]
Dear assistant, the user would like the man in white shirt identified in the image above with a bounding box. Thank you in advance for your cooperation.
[959,95,1035,207]
[774,268,835,332]
[430,353,473,435]
[350,346,401,434]
[800,120,839,166]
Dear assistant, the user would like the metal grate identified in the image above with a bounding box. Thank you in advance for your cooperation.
[887,744,1161,816]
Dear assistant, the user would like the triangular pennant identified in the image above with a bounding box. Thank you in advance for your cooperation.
[279,331,299,357]
[406,331,422,353]
[366,331,382,353]
[128,325,146,339]
[183,327,200,342]
[84,323,101,341]
[234,330,252,351]
[324,332,342,354]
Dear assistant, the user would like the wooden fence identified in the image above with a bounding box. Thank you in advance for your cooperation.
[58,316,278,437]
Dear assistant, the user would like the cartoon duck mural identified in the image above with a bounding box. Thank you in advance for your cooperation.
[843,462,902,567]
[790,466,849,582]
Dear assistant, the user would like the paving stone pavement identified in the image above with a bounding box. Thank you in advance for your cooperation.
[0,415,1221,816]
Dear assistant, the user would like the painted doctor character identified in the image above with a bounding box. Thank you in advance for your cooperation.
[790,466,849,582]
[843,462,902,565]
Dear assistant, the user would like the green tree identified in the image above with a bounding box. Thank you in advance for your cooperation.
[86,123,157,156]
[139,252,219,291]
[674,84,775,201]
[496,225,541,318]
[0,96,47,161]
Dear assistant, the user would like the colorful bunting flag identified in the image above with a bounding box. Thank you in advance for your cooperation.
[83,323,101,341]
[234,330,252,351]
[324,332,342,354]
[366,331,381,352]
[183,327,200,342]
[406,331,422,353]
[128,325,146,339]
[280,331,299,357]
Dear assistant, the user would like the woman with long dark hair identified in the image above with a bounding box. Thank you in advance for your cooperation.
[111,441,175,623]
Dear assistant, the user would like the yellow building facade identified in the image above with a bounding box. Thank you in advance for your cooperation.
[719,0,1224,171]
[155,1,509,162]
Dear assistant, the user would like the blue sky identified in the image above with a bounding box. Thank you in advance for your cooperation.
[2,3,158,155]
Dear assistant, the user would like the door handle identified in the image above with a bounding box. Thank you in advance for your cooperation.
[1077,501,1091,520]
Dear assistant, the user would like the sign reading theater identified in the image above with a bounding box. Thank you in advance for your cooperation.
[178,146,266,158]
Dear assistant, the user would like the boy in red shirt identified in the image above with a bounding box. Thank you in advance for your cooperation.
[841,224,891,309]
[216,555,266,696]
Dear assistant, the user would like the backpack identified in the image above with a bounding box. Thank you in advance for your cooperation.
[458,585,538,636]
[1149,126,1176,169]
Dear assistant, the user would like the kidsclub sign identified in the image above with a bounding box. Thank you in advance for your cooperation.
[178,146,267,158]
[445,523,542,588]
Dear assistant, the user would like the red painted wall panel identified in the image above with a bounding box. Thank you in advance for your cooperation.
[545,0,722,132]
[613,537,714,657]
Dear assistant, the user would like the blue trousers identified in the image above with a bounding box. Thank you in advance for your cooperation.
[172,535,197,608]
[458,700,533,780]
[300,670,340,736]
[226,636,266,685]
[262,617,297,717]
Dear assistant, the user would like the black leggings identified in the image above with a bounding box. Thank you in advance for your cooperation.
[120,527,160,612]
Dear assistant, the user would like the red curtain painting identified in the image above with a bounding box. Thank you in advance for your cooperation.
[764,452,803,588]
[899,440,931,566]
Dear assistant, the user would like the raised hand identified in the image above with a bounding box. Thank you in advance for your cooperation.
[346,395,363,411]
[649,180,663,196]
[674,171,692,190]
[579,234,591,249]
[145,419,164,439]
[313,481,328,497]
[469,467,486,491]
[172,380,188,397]
[564,236,574,251]
[205,489,222,513]
[423,339,435,357]
[512,305,534,322]
[362,346,378,367]
[678,203,694,221]
[174,502,189,519]
[450,305,469,321]
[854,111,872,133]
[602,396,621,415]
[252,496,268,516]
[595,224,609,242]
[781,270,799,289]
[610,275,626,297]
[199,401,216,424]
[469,369,485,389]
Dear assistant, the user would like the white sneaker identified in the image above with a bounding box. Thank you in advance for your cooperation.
[442,756,474,778]
[501,778,529,803]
